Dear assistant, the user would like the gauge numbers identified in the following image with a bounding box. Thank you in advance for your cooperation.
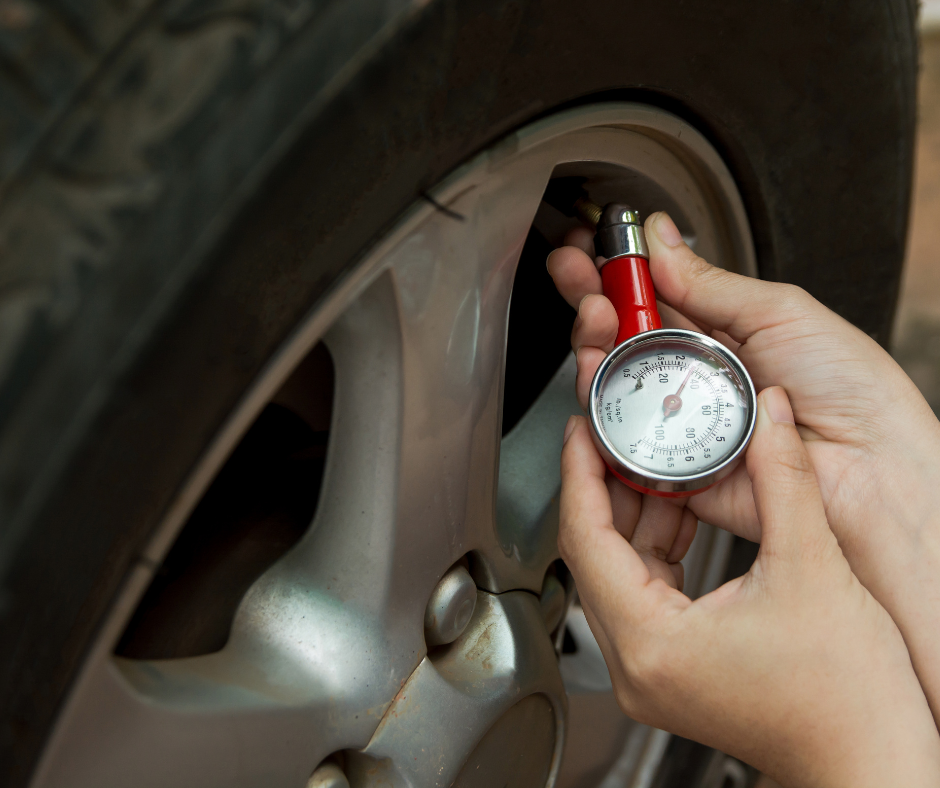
[595,341,749,477]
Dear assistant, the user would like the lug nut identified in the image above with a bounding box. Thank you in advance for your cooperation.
[539,574,566,634]
[306,762,348,788]
[424,565,477,647]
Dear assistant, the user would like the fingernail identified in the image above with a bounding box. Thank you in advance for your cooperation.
[762,386,795,424]
[546,249,557,274]
[652,212,683,247]
[563,415,578,444]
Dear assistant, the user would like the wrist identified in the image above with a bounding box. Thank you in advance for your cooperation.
[823,446,940,727]
[873,519,940,726]
[791,681,940,788]
[843,441,940,574]
[845,466,940,726]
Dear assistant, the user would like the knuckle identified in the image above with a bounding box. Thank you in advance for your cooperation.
[683,252,741,297]
[619,634,669,694]
[751,437,816,494]
[684,251,716,280]
[774,441,815,479]
[612,684,644,721]
[775,283,812,315]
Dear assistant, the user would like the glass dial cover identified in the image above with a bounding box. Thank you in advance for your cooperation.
[589,329,757,494]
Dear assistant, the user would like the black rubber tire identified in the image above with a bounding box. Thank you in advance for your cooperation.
[0,0,917,783]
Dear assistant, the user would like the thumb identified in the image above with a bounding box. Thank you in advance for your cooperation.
[746,387,833,565]
[645,211,802,345]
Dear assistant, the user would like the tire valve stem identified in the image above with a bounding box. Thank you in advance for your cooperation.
[574,197,603,228]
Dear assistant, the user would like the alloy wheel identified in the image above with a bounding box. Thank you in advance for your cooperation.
[31,103,756,788]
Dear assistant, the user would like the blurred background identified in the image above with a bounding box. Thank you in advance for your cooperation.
[893,9,940,409]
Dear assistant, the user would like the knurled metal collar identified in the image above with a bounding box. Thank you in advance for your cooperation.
[594,203,649,268]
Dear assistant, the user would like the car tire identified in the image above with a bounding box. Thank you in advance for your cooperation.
[0,1,917,783]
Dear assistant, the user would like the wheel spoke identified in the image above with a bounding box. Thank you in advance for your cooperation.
[35,155,559,787]
[488,353,578,592]
[381,156,565,596]
[556,607,638,787]
[347,590,566,787]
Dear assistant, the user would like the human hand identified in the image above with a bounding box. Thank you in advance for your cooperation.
[558,387,940,787]
[547,212,940,721]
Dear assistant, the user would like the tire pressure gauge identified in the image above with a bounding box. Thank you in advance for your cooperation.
[588,204,757,497]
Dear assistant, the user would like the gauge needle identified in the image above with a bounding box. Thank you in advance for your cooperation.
[663,362,698,417]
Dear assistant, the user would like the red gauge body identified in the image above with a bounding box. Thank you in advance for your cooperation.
[589,204,757,498]
[593,206,717,498]
[601,255,662,345]
[599,254,698,496]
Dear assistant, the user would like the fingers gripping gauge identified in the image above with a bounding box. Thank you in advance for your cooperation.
[588,205,757,497]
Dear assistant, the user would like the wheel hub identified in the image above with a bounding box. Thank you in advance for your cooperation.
[346,591,566,787]
[454,695,556,788]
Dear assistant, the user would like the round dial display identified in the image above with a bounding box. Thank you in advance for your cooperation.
[590,329,756,494]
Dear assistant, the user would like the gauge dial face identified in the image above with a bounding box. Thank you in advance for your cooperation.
[593,334,752,479]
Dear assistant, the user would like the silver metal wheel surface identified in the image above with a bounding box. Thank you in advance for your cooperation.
[30,103,756,788]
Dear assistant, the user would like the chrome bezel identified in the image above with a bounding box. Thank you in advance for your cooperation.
[588,328,757,494]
